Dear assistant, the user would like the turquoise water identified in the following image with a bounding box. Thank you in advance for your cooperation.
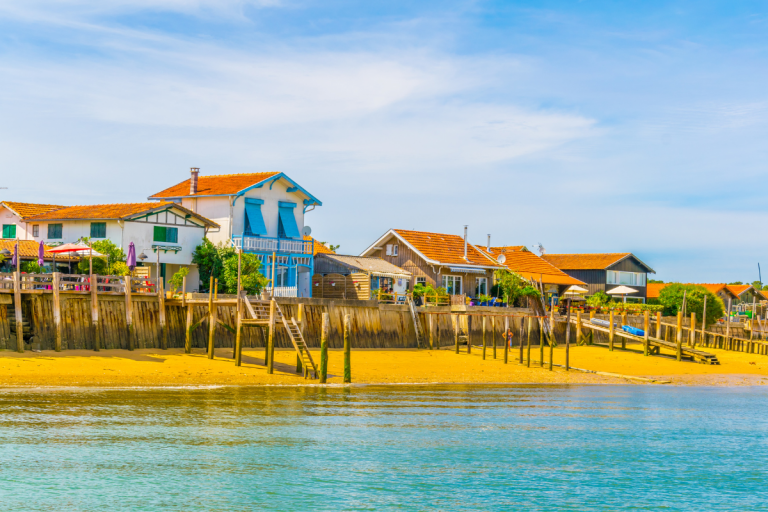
[0,385,766,511]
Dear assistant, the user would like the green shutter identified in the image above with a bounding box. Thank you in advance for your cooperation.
[2,225,15,239]
[166,227,178,243]
[48,224,62,239]
[153,226,167,242]
[90,222,106,238]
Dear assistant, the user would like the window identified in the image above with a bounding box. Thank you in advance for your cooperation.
[386,244,392,256]
[2,224,15,239]
[32,225,39,237]
[607,271,646,286]
[441,275,463,295]
[476,277,488,296]
[48,224,62,239]
[277,201,301,239]
[153,226,178,243]
[272,267,288,287]
[90,222,107,239]
[416,277,427,286]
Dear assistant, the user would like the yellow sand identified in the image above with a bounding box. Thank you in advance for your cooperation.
[1,342,767,387]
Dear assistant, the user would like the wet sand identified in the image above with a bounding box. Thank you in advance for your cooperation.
[1,343,766,387]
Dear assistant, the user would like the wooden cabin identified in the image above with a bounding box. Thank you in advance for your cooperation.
[359,229,502,301]
[313,254,411,300]
[542,252,655,302]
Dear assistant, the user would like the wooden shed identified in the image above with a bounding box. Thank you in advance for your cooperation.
[313,254,412,300]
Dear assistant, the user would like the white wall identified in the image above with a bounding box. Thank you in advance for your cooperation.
[0,206,33,239]
[182,196,230,245]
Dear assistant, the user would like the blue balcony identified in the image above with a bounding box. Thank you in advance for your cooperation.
[232,235,313,255]
[231,235,314,297]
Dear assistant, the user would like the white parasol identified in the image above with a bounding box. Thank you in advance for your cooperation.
[606,285,638,303]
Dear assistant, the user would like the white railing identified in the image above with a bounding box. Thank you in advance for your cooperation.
[233,235,313,255]
[266,286,298,298]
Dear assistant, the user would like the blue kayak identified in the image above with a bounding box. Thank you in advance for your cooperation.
[622,325,645,336]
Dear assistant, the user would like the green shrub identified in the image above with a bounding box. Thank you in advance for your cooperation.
[21,261,43,274]
[658,283,724,325]
[169,267,190,294]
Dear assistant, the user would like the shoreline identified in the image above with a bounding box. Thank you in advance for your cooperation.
[1,345,767,388]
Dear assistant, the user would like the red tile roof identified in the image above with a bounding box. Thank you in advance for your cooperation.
[646,283,738,299]
[726,284,753,298]
[541,253,632,270]
[305,236,335,255]
[0,240,77,261]
[149,172,280,199]
[26,202,218,227]
[477,246,585,286]
[392,229,502,268]
[1,202,66,220]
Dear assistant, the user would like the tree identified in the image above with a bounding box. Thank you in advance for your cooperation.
[169,267,189,294]
[586,291,610,308]
[752,281,763,291]
[494,269,540,306]
[76,238,127,275]
[657,283,724,325]
[728,281,743,285]
[21,261,43,274]
[192,238,269,294]
[192,238,226,291]
[648,279,664,284]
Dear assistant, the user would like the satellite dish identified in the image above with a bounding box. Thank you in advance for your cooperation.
[302,226,312,237]
[497,254,506,264]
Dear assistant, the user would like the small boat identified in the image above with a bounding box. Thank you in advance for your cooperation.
[589,318,617,329]
[622,325,645,336]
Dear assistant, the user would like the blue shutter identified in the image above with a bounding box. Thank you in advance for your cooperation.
[244,199,267,236]
[277,205,300,238]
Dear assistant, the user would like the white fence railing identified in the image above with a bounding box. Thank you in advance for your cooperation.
[233,236,313,255]
[265,286,298,298]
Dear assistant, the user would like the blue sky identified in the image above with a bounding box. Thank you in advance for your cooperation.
[1,1,767,282]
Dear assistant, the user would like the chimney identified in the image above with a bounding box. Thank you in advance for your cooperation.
[190,167,200,195]
[487,234,491,252]
[463,225,468,260]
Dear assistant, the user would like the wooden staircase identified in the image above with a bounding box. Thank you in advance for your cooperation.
[407,297,425,348]
[7,304,31,342]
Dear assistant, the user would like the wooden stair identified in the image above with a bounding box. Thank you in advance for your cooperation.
[274,302,318,379]
[407,297,426,348]
[7,305,31,341]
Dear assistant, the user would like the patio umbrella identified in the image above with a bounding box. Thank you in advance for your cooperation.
[38,241,45,267]
[606,285,638,303]
[127,242,136,272]
[564,285,589,295]
[48,243,105,257]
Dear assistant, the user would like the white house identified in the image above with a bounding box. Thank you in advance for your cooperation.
[0,201,67,241]
[148,168,322,297]
[25,202,218,290]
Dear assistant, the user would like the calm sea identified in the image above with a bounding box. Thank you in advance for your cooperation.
[0,385,766,511]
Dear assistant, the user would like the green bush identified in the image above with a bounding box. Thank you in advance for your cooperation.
[657,283,724,325]
[494,269,540,306]
[21,261,43,274]
[192,238,268,295]
[586,291,610,308]
[169,267,190,294]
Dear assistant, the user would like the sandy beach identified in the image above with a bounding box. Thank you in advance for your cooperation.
[1,343,767,387]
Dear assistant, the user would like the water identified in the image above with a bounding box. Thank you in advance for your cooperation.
[0,385,766,511]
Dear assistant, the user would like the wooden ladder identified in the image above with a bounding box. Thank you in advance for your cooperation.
[407,297,425,349]
[274,302,318,379]
[7,304,31,341]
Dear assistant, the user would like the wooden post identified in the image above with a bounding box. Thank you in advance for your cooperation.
[699,295,707,349]
[549,316,553,371]
[454,315,459,354]
[158,279,167,350]
[503,316,509,364]
[608,310,614,351]
[267,299,276,374]
[643,311,650,356]
[52,272,62,352]
[492,317,497,359]
[185,303,194,353]
[467,315,472,354]
[519,317,525,365]
[90,272,100,351]
[725,298,732,350]
[539,318,544,367]
[13,271,23,353]
[319,312,329,383]
[482,316,487,360]
[429,314,435,350]
[526,316,532,368]
[207,277,217,360]
[234,249,242,360]
[589,310,595,320]
[343,314,351,384]
[655,311,662,339]
[689,312,696,348]
[621,311,627,349]
[676,311,683,361]
[297,303,305,375]
[182,275,187,306]
[565,299,571,371]
[576,310,582,345]
[234,297,243,367]
[124,275,134,351]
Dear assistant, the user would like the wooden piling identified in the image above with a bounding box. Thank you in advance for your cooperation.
[52,272,62,352]
[643,311,649,356]
[13,272,23,353]
[549,318,553,371]
[519,317,524,365]
[158,280,167,350]
[689,312,696,348]
[90,273,100,351]
[576,311,582,345]
[621,311,626,349]
[608,310,614,351]
[676,311,683,361]
[343,313,351,384]
[124,275,134,351]
[655,311,662,340]
[565,299,571,371]
[207,277,217,359]
[234,298,243,367]
[482,316,487,360]
[503,316,509,364]
[429,314,435,350]
[492,317,497,359]
[454,315,459,354]
[320,312,329,384]
[699,295,707,349]
[467,316,472,354]
[725,299,732,350]
[297,303,305,375]
[184,304,194,353]
[267,299,276,374]
[525,317,531,367]
[539,318,544,367]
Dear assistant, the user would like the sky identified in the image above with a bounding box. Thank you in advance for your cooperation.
[1,0,767,283]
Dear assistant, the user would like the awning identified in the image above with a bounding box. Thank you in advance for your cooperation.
[447,267,488,274]
[244,200,267,236]
[370,272,411,279]
[278,206,301,238]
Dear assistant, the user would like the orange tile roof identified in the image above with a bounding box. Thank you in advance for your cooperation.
[646,283,667,298]
[726,284,752,297]
[305,236,335,255]
[1,201,66,219]
[541,253,632,270]
[646,283,738,299]
[477,246,586,286]
[393,229,502,268]
[149,172,280,199]
[0,240,77,261]
[26,202,218,227]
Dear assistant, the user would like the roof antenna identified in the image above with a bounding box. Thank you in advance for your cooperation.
[534,243,545,256]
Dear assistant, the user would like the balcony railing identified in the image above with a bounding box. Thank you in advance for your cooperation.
[232,235,313,255]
